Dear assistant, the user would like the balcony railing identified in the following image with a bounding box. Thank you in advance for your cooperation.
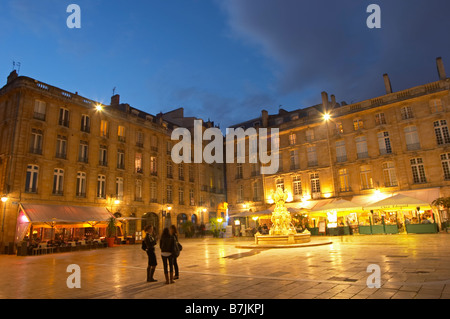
[59,119,69,127]
[380,149,393,155]
[81,125,90,133]
[151,146,158,152]
[78,156,88,163]
[189,178,194,183]
[179,175,184,181]
[136,142,144,148]
[117,163,125,170]
[357,152,369,159]
[201,185,208,192]
[25,187,37,193]
[179,201,185,206]
[339,187,352,193]
[406,143,421,151]
[76,192,86,198]
[251,171,260,177]
[118,136,126,143]
[136,168,144,174]
[150,198,158,203]
[336,155,347,163]
[99,160,108,167]
[308,160,318,167]
[290,164,300,171]
[55,152,66,159]
[33,112,46,121]
[52,190,64,196]
[235,173,243,180]
[135,197,143,202]
[30,147,43,155]
[150,171,158,176]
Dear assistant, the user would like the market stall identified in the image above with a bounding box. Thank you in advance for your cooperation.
[364,194,438,234]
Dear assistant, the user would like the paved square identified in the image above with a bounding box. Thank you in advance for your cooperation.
[1,234,450,299]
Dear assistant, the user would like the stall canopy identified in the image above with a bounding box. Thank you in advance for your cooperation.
[311,199,363,214]
[364,194,431,210]
[20,203,114,224]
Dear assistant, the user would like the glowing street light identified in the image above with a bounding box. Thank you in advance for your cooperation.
[217,218,223,223]
[114,199,120,205]
[323,112,331,121]
[95,104,103,111]
[1,196,8,203]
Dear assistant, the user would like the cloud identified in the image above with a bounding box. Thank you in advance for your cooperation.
[171,86,275,129]
[218,0,450,105]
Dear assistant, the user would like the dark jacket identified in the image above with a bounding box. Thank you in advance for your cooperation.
[159,234,175,253]
[145,233,157,252]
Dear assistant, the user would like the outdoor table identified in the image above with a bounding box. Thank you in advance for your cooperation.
[405,223,437,234]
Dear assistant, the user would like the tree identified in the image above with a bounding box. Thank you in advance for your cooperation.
[432,197,450,229]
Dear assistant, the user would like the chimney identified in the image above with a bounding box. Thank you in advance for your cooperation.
[383,73,393,94]
[330,95,336,108]
[111,94,120,106]
[321,91,329,112]
[7,70,18,84]
[261,110,269,128]
[436,57,447,80]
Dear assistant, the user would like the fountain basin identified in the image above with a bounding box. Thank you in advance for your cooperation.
[255,233,311,245]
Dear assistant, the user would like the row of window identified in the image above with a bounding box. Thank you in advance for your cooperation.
[236,154,450,202]
[33,100,161,148]
[283,121,450,170]
[25,165,198,205]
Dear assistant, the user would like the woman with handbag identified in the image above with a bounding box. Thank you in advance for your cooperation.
[143,225,158,282]
[170,225,182,280]
[159,227,175,284]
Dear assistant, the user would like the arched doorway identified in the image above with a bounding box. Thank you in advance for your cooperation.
[142,212,159,235]
[177,213,188,234]
[191,214,198,225]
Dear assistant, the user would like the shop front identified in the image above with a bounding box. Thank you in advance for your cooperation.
[365,194,438,234]
[15,203,115,255]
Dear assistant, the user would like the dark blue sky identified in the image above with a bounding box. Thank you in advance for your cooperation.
[1,0,449,128]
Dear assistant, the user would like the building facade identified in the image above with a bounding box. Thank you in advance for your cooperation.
[226,58,450,229]
[0,71,225,247]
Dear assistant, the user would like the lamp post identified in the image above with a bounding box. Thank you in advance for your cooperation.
[162,205,172,228]
[1,196,8,249]
[323,113,336,198]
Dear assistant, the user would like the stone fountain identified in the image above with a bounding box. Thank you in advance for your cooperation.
[254,187,311,246]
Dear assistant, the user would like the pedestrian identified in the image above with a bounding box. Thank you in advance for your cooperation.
[200,222,206,238]
[170,225,182,280]
[159,227,175,284]
[142,225,157,282]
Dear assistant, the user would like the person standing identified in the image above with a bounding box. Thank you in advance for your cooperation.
[143,225,158,282]
[170,225,181,280]
[159,227,175,284]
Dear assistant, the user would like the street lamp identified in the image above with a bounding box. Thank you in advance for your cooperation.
[95,104,103,111]
[323,112,336,198]
[1,196,8,247]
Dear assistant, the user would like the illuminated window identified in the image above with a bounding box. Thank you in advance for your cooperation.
[135,153,143,173]
[289,133,297,145]
[293,176,302,196]
[100,120,108,138]
[276,178,284,191]
[353,119,364,130]
[355,136,368,159]
[310,173,321,195]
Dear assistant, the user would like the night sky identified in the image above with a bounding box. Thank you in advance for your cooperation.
[1,0,449,128]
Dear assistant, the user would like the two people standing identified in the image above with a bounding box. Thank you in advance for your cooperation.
[146,224,182,284]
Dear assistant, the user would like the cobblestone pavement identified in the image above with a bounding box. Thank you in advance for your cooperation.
[1,234,450,299]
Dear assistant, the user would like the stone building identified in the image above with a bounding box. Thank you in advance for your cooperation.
[0,71,225,248]
[226,57,450,230]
